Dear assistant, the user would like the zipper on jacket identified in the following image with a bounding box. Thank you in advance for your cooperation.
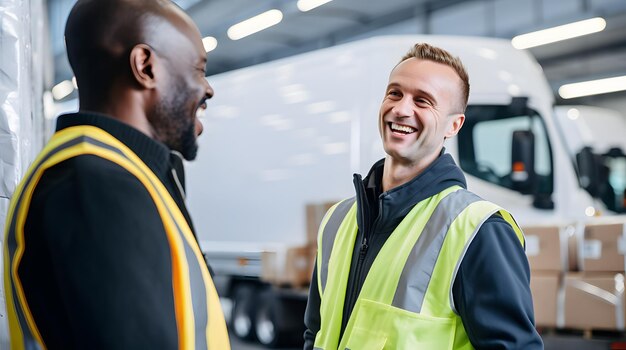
[169,151,186,201]
[343,234,368,330]
[342,174,376,335]
[171,168,186,200]
[346,191,384,324]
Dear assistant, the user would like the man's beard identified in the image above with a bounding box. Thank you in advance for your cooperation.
[150,90,199,161]
[178,122,198,160]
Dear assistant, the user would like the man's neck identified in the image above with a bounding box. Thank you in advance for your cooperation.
[79,92,153,139]
[381,153,438,192]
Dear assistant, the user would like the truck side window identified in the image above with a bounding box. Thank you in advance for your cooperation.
[457,105,553,197]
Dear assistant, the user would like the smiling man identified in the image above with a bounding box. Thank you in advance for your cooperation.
[304,43,543,349]
[3,0,229,349]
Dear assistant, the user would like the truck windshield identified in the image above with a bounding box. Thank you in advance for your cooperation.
[457,102,554,199]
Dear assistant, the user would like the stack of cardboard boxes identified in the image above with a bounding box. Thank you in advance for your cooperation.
[525,224,573,328]
[525,220,626,331]
[563,221,626,331]
[260,201,337,289]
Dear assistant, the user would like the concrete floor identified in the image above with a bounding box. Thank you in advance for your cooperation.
[229,335,300,350]
[229,333,624,350]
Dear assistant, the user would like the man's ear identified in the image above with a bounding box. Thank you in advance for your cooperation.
[130,44,157,89]
[445,113,465,138]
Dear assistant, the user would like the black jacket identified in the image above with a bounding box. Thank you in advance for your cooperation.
[303,153,544,349]
[17,112,198,349]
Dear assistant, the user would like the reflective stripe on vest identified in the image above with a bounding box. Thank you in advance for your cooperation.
[316,197,356,296]
[3,125,230,350]
[314,186,524,350]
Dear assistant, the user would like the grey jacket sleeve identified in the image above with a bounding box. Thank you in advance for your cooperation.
[453,215,544,349]
[303,263,321,350]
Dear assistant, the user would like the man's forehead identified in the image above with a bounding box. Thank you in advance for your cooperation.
[391,59,461,85]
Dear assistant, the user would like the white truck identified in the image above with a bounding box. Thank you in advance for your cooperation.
[185,35,626,346]
[553,105,626,215]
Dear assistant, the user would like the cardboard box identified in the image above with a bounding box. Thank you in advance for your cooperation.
[530,272,560,327]
[306,201,338,247]
[563,272,625,331]
[261,245,316,288]
[580,222,626,272]
[523,225,575,272]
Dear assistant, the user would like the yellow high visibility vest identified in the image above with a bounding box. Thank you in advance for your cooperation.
[3,125,230,350]
[314,186,524,350]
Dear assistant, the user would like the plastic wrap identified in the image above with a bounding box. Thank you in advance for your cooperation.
[0,0,46,347]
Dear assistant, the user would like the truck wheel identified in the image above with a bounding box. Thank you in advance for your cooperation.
[255,291,282,347]
[256,289,308,348]
[231,285,257,341]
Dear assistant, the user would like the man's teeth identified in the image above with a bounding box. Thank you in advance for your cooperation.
[390,122,417,134]
[196,106,206,119]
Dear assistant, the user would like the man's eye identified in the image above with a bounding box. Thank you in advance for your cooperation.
[415,98,431,106]
[387,90,401,97]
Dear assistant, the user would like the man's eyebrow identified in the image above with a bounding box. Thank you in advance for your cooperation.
[386,82,401,90]
[386,82,437,103]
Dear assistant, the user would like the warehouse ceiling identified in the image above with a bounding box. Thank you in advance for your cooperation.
[48,0,626,103]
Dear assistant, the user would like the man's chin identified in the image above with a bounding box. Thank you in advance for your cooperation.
[181,145,198,161]
[179,127,199,161]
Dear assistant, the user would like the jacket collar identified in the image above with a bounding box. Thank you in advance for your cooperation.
[355,149,467,235]
[56,112,171,178]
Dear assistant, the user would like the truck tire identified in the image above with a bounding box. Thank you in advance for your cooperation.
[255,289,306,348]
[231,285,258,341]
[255,291,283,347]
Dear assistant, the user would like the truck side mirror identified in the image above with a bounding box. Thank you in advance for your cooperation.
[511,130,536,194]
[576,146,599,197]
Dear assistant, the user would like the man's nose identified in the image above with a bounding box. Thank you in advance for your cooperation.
[205,81,214,100]
[391,96,413,117]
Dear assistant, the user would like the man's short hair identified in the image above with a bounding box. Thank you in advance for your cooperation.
[399,43,470,113]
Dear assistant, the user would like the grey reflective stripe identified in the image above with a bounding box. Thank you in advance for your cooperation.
[449,207,499,314]
[392,189,481,312]
[320,197,356,293]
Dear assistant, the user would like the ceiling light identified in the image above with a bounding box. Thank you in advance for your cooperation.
[71,76,78,89]
[52,80,74,100]
[202,36,218,52]
[297,0,333,12]
[559,75,626,99]
[227,10,283,40]
[511,17,606,49]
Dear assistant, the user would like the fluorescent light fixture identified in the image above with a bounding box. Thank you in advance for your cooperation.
[559,75,626,99]
[52,80,75,100]
[512,17,606,49]
[297,0,333,12]
[227,10,283,40]
[71,76,78,89]
[202,36,218,52]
